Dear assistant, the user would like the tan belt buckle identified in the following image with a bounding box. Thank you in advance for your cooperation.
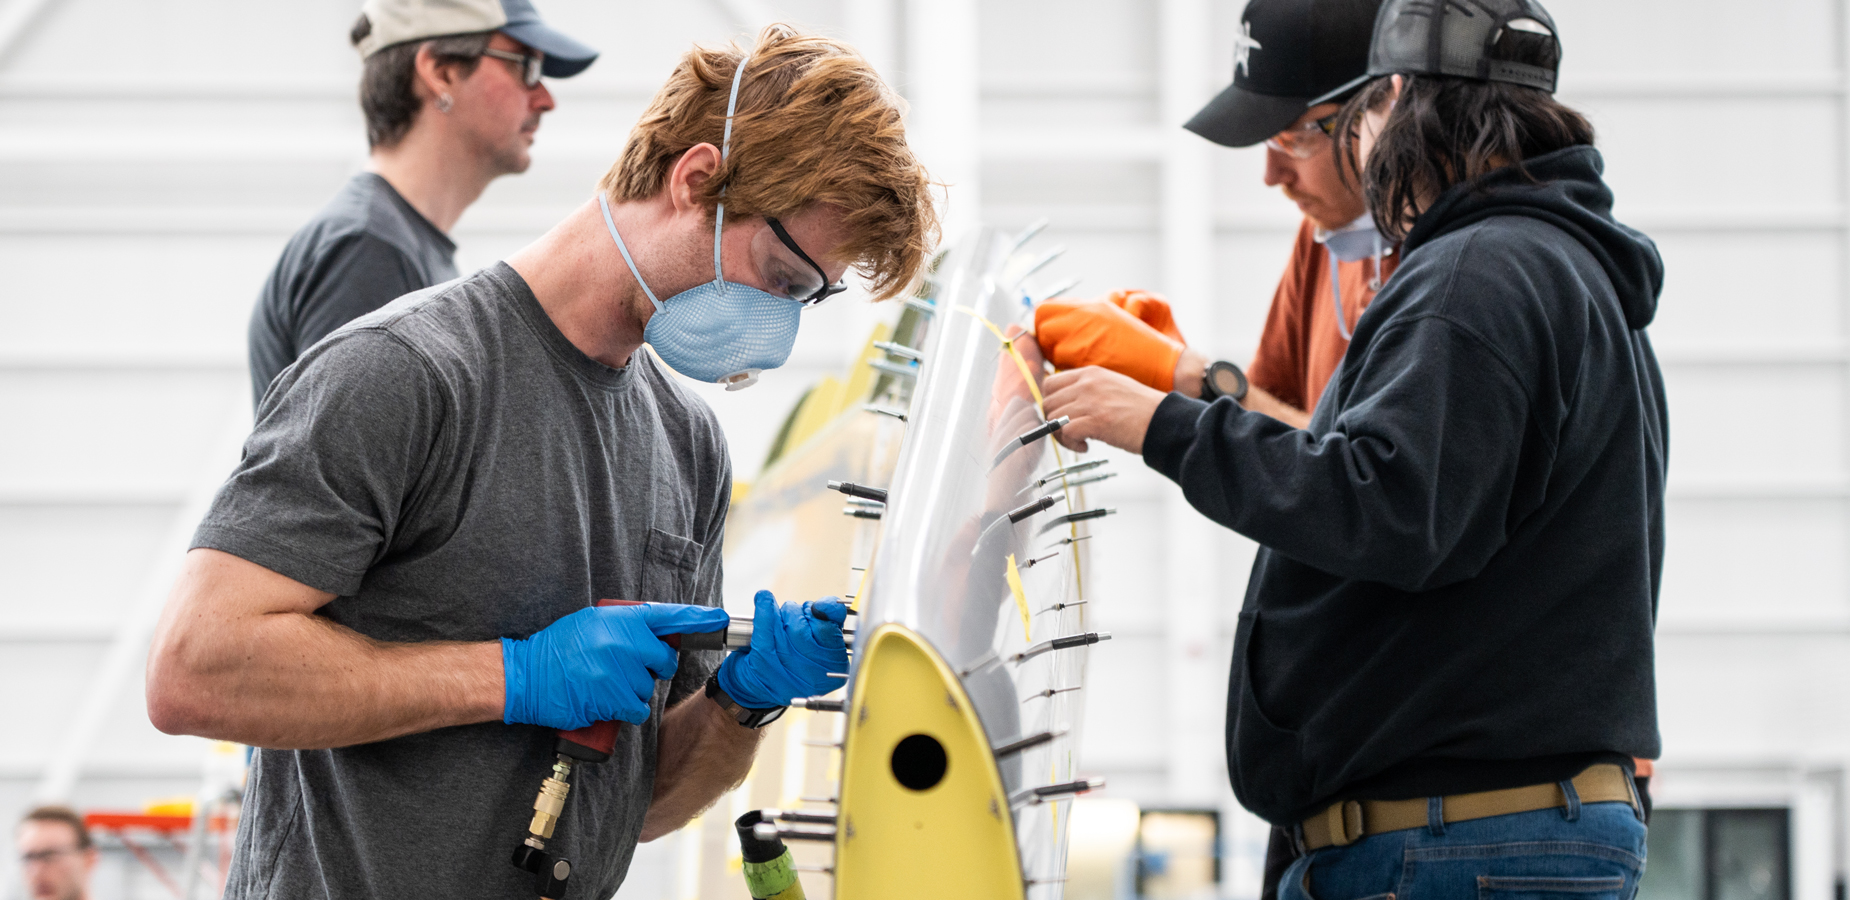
[1326,800,1364,847]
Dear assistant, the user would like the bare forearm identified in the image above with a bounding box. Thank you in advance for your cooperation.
[1172,348,1311,428]
[1241,385,1312,429]
[641,690,762,841]
[147,549,504,748]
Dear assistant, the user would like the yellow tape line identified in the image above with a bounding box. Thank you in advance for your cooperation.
[1005,554,1031,642]
[952,305,1089,615]
[954,306,1047,416]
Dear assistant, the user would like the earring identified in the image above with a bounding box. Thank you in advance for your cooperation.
[436,93,453,113]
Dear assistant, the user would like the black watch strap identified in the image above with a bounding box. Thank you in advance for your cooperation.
[1201,360,1249,402]
[706,674,786,729]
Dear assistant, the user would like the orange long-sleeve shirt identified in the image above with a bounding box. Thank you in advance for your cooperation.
[1246,219,1400,414]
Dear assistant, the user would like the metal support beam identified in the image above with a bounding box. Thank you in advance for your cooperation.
[1157,0,1221,807]
[905,0,981,242]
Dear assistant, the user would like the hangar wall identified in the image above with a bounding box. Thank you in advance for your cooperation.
[0,0,1844,897]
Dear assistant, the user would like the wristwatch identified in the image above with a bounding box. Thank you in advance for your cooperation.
[1199,360,1249,402]
[706,674,786,729]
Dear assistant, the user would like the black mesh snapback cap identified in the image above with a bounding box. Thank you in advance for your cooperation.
[1311,0,1560,105]
[1184,0,1385,148]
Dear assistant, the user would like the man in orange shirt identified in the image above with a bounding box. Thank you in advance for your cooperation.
[1037,0,1393,428]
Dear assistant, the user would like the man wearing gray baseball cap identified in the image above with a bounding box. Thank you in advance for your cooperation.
[246,0,598,408]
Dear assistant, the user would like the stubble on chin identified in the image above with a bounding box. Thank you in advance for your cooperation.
[497,117,543,175]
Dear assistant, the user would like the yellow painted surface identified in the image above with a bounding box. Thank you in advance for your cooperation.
[838,322,893,418]
[834,625,1024,900]
[777,323,896,461]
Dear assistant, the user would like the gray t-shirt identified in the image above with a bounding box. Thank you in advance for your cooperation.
[196,262,731,900]
[247,173,459,408]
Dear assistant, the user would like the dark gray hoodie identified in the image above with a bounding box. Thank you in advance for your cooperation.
[1143,146,1667,825]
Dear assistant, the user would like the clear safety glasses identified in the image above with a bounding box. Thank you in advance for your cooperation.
[481,48,545,89]
[760,216,848,306]
[1264,112,1341,160]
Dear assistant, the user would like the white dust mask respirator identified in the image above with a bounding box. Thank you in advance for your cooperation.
[599,55,801,391]
[1313,212,1392,340]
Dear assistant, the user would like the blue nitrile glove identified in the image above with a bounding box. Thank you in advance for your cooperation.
[716,591,850,709]
[502,602,733,730]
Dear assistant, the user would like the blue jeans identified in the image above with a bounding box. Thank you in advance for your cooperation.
[1281,801,1647,900]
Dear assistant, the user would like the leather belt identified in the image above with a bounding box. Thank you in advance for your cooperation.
[1299,763,1638,851]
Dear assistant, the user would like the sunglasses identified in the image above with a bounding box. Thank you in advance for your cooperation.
[481,48,545,89]
[763,216,848,306]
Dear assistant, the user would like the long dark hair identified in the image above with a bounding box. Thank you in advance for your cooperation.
[1335,28,1595,242]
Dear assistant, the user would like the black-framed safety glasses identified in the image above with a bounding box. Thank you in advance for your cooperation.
[764,216,848,306]
[482,48,545,89]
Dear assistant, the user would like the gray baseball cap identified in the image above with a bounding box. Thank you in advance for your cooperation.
[356,0,598,79]
[1310,0,1560,106]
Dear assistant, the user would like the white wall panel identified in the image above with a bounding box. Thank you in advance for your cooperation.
[1659,499,1850,626]
[0,157,358,209]
[1077,632,1169,769]
[0,372,242,495]
[1545,0,1840,77]
[1211,146,1299,222]
[984,160,1160,207]
[0,236,281,358]
[0,505,177,630]
[5,1,362,76]
[1208,233,1306,356]
[981,93,1159,131]
[1658,635,1850,757]
[1662,362,1846,479]
[1582,97,1844,213]
[1649,232,1845,344]
[978,0,1157,83]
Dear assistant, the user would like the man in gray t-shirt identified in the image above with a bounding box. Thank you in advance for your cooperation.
[213,265,732,898]
[148,24,937,900]
[248,0,600,407]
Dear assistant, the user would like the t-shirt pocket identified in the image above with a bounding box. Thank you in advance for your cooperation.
[641,527,703,606]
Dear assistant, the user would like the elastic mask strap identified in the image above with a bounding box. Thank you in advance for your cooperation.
[600,194,662,311]
[712,55,751,281]
[1331,253,1353,341]
[1369,231,1386,291]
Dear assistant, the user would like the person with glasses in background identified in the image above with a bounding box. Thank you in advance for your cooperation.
[1034,0,1394,431]
[15,807,96,900]
[245,0,599,408]
[147,24,936,900]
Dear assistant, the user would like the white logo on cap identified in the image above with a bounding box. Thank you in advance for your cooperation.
[1234,20,1263,77]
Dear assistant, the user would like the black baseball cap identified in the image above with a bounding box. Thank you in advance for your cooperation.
[1184,0,1386,148]
[1310,0,1560,106]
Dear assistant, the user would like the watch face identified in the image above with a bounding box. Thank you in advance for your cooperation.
[1209,365,1242,395]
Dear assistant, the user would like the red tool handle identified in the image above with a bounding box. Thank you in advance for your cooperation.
[554,600,684,763]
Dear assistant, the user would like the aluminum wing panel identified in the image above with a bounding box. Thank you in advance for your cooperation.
[854,226,1104,896]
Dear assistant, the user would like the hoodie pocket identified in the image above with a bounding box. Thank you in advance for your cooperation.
[1230,610,1312,819]
[641,527,702,605]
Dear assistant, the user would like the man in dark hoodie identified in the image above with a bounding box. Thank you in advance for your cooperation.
[1040,0,1665,895]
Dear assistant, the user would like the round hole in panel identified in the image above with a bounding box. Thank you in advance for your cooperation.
[890,733,948,791]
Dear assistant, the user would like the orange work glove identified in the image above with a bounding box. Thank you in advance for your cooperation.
[1105,289,1186,344]
[1034,295,1185,391]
